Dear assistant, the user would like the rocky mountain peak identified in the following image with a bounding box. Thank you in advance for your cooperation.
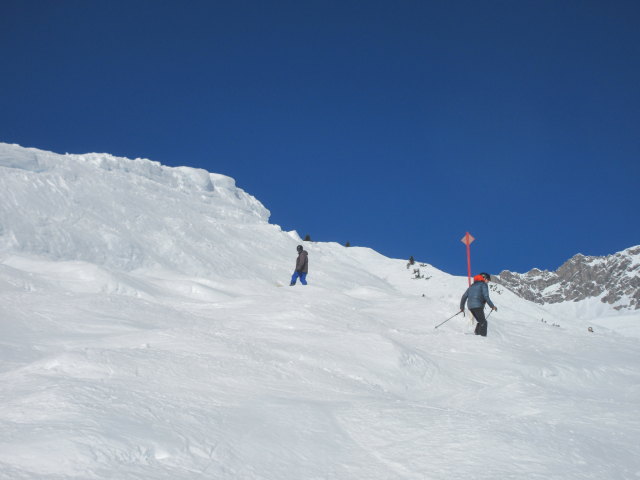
[495,246,640,310]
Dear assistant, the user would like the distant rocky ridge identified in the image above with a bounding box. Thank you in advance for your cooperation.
[495,246,640,310]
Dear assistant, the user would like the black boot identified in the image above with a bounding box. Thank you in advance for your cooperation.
[476,321,488,337]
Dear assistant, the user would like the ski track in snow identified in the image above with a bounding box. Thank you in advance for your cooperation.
[1,143,639,479]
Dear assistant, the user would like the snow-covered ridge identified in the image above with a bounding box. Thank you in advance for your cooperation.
[496,246,640,310]
[0,143,275,275]
[0,142,261,207]
[0,143,426,293]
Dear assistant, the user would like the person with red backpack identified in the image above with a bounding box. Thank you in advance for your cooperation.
[460,272,497,336]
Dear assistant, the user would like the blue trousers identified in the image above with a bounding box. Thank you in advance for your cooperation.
[290,271,307,285]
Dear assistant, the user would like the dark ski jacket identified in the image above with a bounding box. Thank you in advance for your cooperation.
[460,280,495,310]
[295,249,308,273]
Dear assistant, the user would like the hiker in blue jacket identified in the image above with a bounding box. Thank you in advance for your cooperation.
[460,272,497,336]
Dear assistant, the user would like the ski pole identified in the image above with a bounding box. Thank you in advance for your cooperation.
[435,311,463,329]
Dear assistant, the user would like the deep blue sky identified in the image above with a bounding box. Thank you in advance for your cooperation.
[2,0,639,276]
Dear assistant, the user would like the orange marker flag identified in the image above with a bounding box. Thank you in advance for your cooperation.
[461,232,475,286]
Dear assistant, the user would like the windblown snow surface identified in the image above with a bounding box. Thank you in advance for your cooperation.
[1,143,639,480]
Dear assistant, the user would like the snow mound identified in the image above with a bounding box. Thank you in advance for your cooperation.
[0,143,273,276]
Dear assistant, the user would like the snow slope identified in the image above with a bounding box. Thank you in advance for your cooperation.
[1,143,639,479]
